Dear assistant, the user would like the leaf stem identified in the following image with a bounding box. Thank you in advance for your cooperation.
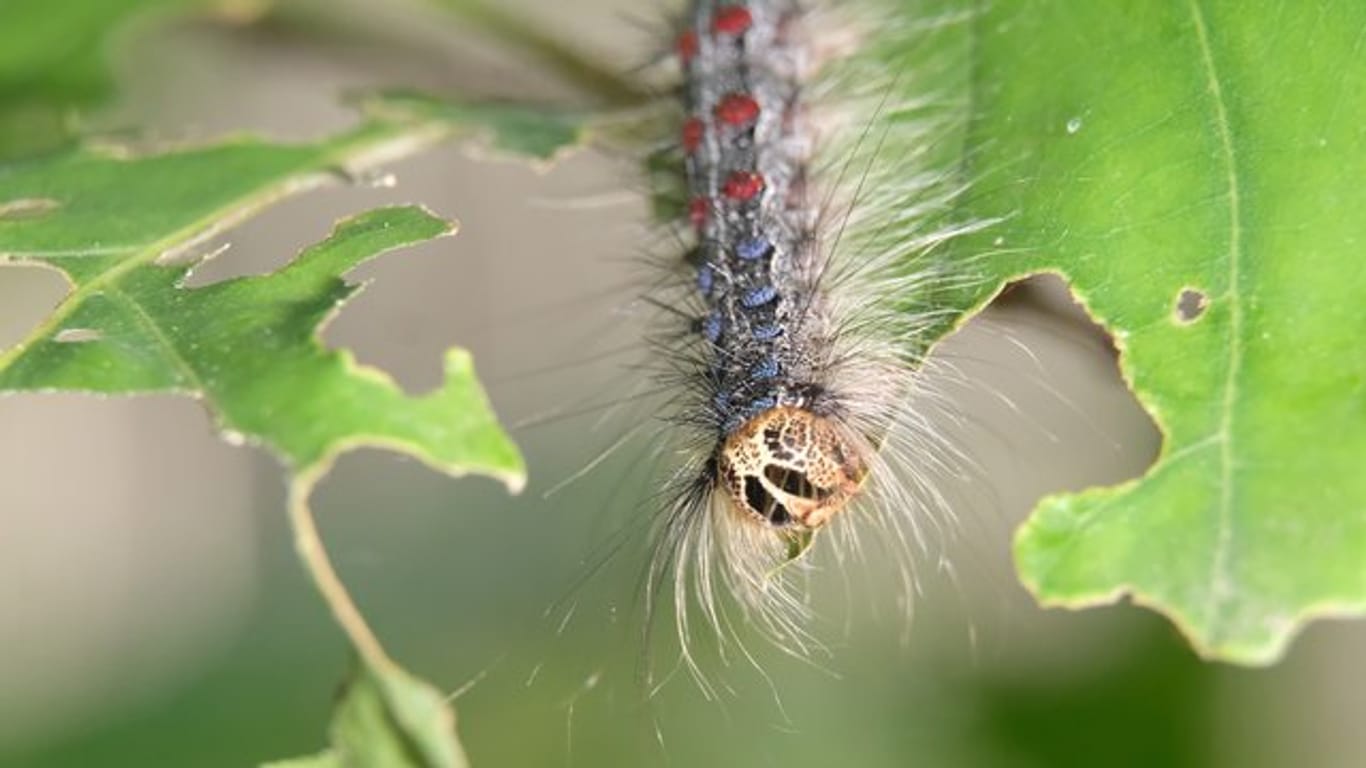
[288,464,393,670]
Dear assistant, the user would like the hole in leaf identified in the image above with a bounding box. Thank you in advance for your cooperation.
[1174,288,1207,324]
[54,328,103,343]
[0,266,69,350]
[921,273,1162,589]
[0,198,61,221]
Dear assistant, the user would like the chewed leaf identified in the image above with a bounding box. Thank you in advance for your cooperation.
[0,132,523,482]
[960,1,1366,663]
[360,91,588,162]
[0,97,593,762]
[0,108,597,481]
[331,663,469,768]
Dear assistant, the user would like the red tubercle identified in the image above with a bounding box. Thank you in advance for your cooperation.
[689,197,710,231]
[712,6,753,35]
[677,29,699,64]
[714,93,760,127]
[723,171,765,202]
[681,117,705,153]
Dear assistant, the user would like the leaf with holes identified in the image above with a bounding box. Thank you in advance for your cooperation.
[0,97,589,763]
[957,0,1366,663]
[0,148,521,482]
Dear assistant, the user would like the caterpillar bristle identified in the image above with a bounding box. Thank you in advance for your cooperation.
[624,0,992,683]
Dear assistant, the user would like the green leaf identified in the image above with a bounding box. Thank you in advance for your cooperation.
[268,663,468,768]
[0,0,214,157]
[331,664,468,768]
[0,96,590,761]
[264,752,340,768]
[0,127,521,484]
[960,0,1366,662]
[360,91,587,162]
[0,95,598,481]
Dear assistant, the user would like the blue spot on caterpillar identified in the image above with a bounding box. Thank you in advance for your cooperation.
[749,355,780,381]
[735,236,771,261]
[751,322,782,341]
[739,284,778,308]
[702,311,722,343]
[696,262,714,295]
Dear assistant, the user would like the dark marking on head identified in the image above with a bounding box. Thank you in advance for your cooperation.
[764,465,831,501]
[744,475,791,526]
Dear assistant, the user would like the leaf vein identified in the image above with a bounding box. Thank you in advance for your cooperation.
[1190,0,1244,638]
[106,286,207,394]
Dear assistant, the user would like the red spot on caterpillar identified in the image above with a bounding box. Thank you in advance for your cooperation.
[712,6,753,35]
[723,171,765,201]
[677,29,699,64]
[682,117,705,153]
[689,197,710,230]
[714,93,760,127]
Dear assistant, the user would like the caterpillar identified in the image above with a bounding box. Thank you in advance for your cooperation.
[638,0,985,669]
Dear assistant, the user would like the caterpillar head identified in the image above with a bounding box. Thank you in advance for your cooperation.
[718,406,866,529]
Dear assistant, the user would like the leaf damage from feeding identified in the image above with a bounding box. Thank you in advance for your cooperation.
[961,0,1366,664]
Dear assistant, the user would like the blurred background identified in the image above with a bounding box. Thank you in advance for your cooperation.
[1,1,1364,766]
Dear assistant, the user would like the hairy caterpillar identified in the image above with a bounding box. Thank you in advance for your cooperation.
[637,0,986,668]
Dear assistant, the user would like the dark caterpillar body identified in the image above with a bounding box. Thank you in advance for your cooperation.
[676,0,865,530]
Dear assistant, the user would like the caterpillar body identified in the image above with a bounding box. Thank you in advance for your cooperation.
[641,0,983,662]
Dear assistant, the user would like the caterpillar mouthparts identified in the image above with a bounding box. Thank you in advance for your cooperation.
[718,406,867,530]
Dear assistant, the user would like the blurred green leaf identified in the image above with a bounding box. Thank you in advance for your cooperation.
[0,90,593,762]
[330,664,468,768]
[959,0,1366,663]
[0,127,522,484]
[424,0,645,105]
[265,752,340,768]
[360,91,586,162]
[0,0,217,156]
[270,664,468,768]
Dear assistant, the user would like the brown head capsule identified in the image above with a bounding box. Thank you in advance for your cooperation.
[717,406,866,529]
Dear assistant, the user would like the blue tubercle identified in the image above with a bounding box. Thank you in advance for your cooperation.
[752,323,782,341]
[703,312,723,342]
[735,236,771,261]
[750,356,780,380]
[741,284,778,308]
[697,263,714,295]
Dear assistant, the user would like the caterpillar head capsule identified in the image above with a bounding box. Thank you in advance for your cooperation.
[718,406,866,529]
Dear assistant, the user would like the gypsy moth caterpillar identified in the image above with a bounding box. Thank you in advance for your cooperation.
[634,0,993,675]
